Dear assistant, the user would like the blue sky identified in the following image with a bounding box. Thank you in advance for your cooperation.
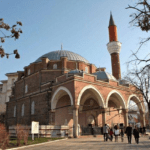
[0,0,149,80]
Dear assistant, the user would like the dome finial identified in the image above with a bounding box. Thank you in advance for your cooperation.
[61,43,63,50]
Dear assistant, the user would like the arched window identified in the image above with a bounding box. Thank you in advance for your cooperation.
[31,101,35,115]
[25,85,28,93]
[28,69,30,75]
[85,67,88,73]
[53,64,57,69]
[21,104,24,117]
[14,106,16,117]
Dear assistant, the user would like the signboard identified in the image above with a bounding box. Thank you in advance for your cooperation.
[31,121,39,134]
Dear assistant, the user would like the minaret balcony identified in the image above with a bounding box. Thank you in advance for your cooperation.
[107,41,122,54]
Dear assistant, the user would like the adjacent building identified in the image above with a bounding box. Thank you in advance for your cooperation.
[0,73,18,114]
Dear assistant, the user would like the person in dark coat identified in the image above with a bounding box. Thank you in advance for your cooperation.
[133,126,139,144]
[140,126,143,136]
[125,124,132,144]
[143,126,146,135]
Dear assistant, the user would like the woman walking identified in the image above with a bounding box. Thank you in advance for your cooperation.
[114,125,120,142]
[133,126,140,144]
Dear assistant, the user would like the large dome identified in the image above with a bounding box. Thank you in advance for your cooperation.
[35,50,89,63]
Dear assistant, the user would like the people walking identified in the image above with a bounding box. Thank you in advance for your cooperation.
[120,128,124,142]
[114,125,120,142]
[125,124,132,144]
[133,126,139,144]
[140,126,143,136]
[109,128,114,141]
[103,124,109,141]
[143,126,146,136]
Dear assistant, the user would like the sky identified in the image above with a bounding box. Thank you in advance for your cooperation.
[0,0,150,81]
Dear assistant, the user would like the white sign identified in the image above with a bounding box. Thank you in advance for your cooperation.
[31,121,39,134]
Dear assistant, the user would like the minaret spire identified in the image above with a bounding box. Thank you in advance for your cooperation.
[109,12,116,27]
[107,12,122,80]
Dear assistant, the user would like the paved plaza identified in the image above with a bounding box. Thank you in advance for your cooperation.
[15,136,150,150]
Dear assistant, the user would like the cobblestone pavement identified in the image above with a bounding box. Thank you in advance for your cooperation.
[16,136,150,150]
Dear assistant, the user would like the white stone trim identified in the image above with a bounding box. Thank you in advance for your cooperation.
[77,85,105,107]
[106,90,126,108]
[107,41,122,54]
[127,94,144,112]
[51,86,73,110]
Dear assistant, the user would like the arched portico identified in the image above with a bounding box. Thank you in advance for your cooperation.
[106,90,126,109]
[50,86,74,127]
[127,94,145,127]
[51,86,73,110]
[77,85,105,108]
[106,90,127,127]
[75,85,105,137]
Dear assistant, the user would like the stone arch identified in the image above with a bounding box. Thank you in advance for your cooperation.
[106,90,126,109]
[77,85,105,108]
[127,94,144,112]
[51,86,73,110]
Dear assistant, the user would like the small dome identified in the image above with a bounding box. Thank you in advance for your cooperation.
[119,79,130,85]
[93,71,117,81]
[35,50,89,63]
[68,69,84,74]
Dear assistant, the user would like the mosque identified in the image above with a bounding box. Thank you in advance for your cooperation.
[6,13,145,138]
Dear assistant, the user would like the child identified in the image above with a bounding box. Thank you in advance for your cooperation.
[110,128,114,141]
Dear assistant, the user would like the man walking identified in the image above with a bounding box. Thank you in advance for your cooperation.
[103,124,109,141]
[125,124,132,144]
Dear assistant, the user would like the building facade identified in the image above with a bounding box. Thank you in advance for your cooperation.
[0,73,18,114]
[6,14,146,138]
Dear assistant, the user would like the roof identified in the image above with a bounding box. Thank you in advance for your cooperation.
[34,50,89,64]
[92,71,117,81]
[109,12,116,27]
[5,72,18,77]
[0,80,7,83]
[68,69,85,74]
[119,79,130,85]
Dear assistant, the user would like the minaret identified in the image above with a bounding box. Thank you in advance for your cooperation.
[107,12,122,80]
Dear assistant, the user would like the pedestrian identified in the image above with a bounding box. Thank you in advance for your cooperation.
[140,126,143,136]
[125,124,132,144]
[109,128,114,141]
[114,125,120,142]
[120,128,124,142]
[133,126,139,144]
[143,126,146,135]
[103,124,109,142]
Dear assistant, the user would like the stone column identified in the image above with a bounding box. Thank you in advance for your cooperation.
[73,105,79,138]
[123,109,128,127]
[102,108,107,126]
[50,110,55,125]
